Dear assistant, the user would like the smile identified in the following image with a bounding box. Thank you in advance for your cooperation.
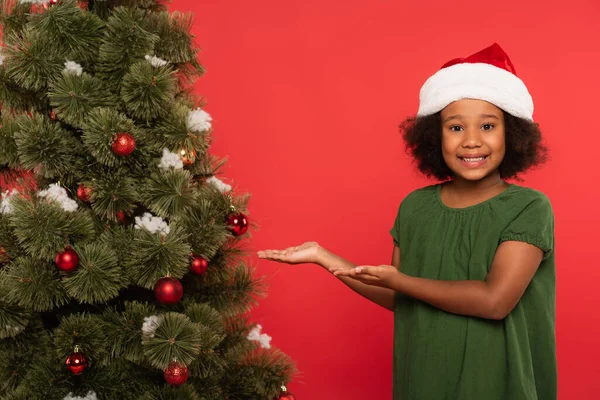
[458,155,489,167]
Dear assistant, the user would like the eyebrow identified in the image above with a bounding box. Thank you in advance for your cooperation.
[443,114,501,123]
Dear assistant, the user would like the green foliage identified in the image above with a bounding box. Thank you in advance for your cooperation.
[0,0,295,397]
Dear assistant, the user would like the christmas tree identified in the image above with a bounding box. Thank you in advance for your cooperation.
[0,1,295,399]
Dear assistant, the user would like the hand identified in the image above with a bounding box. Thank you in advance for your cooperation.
[332,265,401,288]
[257,241,322,265]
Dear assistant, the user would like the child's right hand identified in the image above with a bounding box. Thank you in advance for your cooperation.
[257,241,322,265]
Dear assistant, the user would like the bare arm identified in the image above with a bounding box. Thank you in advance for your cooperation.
[317,246,398,311]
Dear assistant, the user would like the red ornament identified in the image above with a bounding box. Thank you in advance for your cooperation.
[65,346,88,375]
[154,277,183,305]
[164,360,188,386]
[0,247,7,263]
[116,211,126,223]
[189,254,208,275]
[55,248,79,272]
[226,212,249,236]
[274,388,295,400]
[76,184,92,203]
[111,132,136,156]
[50,111,57,120]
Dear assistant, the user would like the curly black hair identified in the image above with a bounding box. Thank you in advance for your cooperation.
[400,111,548,181]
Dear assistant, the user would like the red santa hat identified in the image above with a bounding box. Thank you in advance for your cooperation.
[416,43,534,121]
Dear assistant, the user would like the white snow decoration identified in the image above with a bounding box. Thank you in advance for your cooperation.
[145,54,168,67]
[158,148,184,170]
[0,50,5,66]
[247,324,272,349]
[64,60,83,76]
[19,0,48,4]
[142,315,163,338]
[186,108,212,132]
[134,212,170,236]
[206,176,232,193]
[38,184,78,212]
[1,189,19,215]
[64,391,98,400]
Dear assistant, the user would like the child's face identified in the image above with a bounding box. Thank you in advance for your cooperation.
[440,99,505,183]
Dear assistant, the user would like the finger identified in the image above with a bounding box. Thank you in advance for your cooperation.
[355,266,379,275]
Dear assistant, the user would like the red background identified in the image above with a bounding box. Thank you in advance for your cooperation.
[174,1,600,398]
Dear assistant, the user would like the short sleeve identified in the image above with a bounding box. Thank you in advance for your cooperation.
[499,195,554,260]
[390,203,402,247]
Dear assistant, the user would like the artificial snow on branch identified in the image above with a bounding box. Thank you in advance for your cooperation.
[1,189,19,214]
[158,148,184,171]
[186,108,212,132]
[0,49,5,66]
[19,0,49,4]
[142,315,163,338]
[206,176,232,193]
[247,324,272,349]
[38,184,78,212]
[64,60,83,76]
[134,212,170,235]
[145,54,168,68]
[64,391,98,400]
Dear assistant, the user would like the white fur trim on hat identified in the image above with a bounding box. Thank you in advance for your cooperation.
[417,63,534,121]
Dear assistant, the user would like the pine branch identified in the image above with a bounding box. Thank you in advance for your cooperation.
[48,71,118,128]
[0,258,69,312]
[0,113,20,167]
[8,196,95,260]
[121,60,178,121]
[53,312,109,366]
[0,299,30,339]
[14,113,85,180]
[141,312,202,369]
[124,225,190,289]
[87,171,139,220]
[140,169,195,218]
[62,241,125,304]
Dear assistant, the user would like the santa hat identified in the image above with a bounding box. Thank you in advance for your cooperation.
[416,43,534,121]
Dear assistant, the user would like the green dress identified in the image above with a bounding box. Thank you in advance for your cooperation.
[389,183,556,400]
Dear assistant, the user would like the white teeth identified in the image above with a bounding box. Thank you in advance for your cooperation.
[462,157,486,162]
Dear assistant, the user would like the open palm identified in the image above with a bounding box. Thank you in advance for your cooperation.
[257,241,321,265]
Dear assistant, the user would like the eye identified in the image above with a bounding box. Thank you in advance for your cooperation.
[482,123,494,131]
[449,125,463,132]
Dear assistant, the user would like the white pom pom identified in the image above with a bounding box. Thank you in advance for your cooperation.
[0,49,5,66]
[1,189,19,215]
[145,54,168,67]
[158,148,184,170]
[186,108,212,132]
[206,176,232,193]
[63,391,98,400]
[247,324,272,349]
[38,184,78,212]
[134,212,170,235]
[142,315,163,338]
[19,0,48,4]
[64,60,83,76]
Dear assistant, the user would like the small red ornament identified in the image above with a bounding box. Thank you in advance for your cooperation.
[164,360,188,386]
[116,211,126,222]
[154,277,183,305]
[50,110,57,120]
[226,212,249,236]
[111,132,136,156]
[189,254,208,275]
[76,184,92,203]
[180,148,196,166]
[65,346,88,375]
[0,247,7,263]
[48,0,59,6]
[55,248,79,272]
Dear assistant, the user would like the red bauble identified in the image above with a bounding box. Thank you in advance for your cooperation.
[76,184,92,203]
[226,212,249,236]
[154,277,183,305]
[274,392,296,400]
[111,132,136,156]
[0,247,7,263]
[55,248,79,272]
[164,360,189,386]
[189,254,208,275]
[116,211,126,222]
[48,0,59,5]
[65,348,88,375]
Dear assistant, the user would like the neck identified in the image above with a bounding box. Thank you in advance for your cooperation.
[448,173,505,193]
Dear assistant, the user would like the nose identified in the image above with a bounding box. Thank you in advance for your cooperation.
[461,126,482,148]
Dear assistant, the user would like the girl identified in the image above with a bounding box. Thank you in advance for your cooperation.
[257,43,556,400]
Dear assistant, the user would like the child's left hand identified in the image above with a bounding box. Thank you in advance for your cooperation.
[332,265,401,288]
